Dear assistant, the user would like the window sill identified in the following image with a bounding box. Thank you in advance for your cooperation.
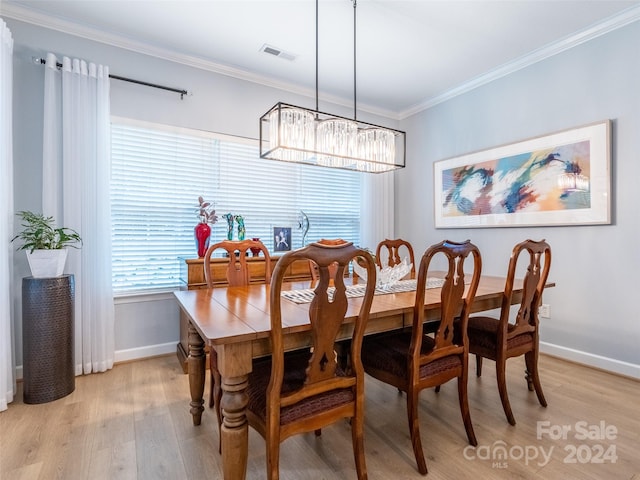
[114,288,178,305]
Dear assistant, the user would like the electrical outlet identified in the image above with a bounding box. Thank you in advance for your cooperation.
[539,304,550,318]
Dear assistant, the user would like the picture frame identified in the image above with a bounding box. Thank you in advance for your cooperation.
[434,120,611,228]
[273,227,292,252]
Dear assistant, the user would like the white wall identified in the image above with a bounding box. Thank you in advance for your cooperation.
[397,21,640,377]
[7,18,398,371]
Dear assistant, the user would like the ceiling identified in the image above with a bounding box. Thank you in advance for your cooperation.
[3,0,640,118]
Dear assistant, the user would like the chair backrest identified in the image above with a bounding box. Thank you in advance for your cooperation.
[375,238,416,277]
[412,239,482,359]
[268,241,377,422]
[309,238,348,281]
[498,239,552,336]
[203,239,271,288]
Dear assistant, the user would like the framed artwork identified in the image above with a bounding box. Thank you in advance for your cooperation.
[434,120,611,228]
[273,227,292,252]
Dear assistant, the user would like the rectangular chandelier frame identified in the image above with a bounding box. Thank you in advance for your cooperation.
[259,102,406,173]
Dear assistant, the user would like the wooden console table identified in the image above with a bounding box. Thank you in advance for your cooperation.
[176,255,313,372]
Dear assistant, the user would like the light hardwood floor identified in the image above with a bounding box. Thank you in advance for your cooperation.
[1,353,638,480]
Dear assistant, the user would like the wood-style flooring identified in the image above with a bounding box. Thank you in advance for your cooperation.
[1,353,638,480]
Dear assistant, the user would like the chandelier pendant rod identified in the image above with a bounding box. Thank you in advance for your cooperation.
[353,0,357,121]
[315,0,319,113]
[258,0,406,172]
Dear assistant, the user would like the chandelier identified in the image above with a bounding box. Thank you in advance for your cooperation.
[259,0,406,173]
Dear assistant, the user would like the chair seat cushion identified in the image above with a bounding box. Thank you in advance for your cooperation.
[361,332,462,380]
[247,350,354,426]
[467,316,533,356]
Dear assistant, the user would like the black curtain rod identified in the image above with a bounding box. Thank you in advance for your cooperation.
[35,57,188,99]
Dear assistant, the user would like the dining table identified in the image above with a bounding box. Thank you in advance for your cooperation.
[173,273,552,480]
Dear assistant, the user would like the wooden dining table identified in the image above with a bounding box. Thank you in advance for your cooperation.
[173,273,545,480]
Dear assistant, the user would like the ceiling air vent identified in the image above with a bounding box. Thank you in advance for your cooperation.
[259,44,296,61]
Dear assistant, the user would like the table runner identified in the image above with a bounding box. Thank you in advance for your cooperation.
[281,277,445,304]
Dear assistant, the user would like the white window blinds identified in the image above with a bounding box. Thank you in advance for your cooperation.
[110,118,361,294]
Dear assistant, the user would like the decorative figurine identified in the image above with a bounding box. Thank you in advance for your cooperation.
[222,213,234,240]
[297,210,310,247]
[235,215,245,241]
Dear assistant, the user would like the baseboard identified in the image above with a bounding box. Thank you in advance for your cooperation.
[14,343,176,381]
[15,341,636,381]
[540,341,640,380]
[114,342,176,364]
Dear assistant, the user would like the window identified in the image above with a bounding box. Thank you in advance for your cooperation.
[110,117,361,294]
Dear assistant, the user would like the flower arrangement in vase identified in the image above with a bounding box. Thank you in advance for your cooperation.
[195,196,218,257]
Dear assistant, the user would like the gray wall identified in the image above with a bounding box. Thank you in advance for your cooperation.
[397,21,640,376]
[7,17,639,377]
[7,18,398,370]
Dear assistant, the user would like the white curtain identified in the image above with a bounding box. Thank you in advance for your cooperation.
[0,19,15,412]
[360,172,395,251]
[42,53,114,375]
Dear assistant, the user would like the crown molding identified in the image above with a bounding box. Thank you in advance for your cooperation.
[398,4,640,119]
[1,3,400,120]
[4,2,638,121]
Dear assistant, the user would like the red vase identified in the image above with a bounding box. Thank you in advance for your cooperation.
[194,223,211,258]
[250,237,261,257]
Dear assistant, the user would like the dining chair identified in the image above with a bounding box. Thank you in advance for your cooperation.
[246,241,377,480]
[361,239,481,475]
[203,238,271,452]
[466,239,551,426]
[375,238,416,278]
[309,238,348,282]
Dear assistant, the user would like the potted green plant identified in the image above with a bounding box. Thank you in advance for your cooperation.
[12,211,82,278]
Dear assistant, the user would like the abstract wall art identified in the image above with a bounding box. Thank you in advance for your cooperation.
[434,120,611,228]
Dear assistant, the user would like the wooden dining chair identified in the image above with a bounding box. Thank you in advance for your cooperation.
[466,239,551,426]
[361,239,481,475]
[309,238,348,282]
[375,238,416,278]
[246,241,377,480]
[203,238,271,452]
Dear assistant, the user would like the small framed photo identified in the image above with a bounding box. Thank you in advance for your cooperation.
[273,227,292,252]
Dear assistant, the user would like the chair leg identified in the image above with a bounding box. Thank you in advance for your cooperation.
[525,350,547,407]
[524,368,534,391]
[266,428,281,480]
[457,374,477,446]
[475,354,483,377]
[208,353,219,413]
[211,365,223,454]
[351,412,368,480]
[406,389,428,475]
[495,358,516,426]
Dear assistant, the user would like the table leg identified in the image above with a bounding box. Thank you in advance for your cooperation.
[218,343,252,480]
[187,322,205,426]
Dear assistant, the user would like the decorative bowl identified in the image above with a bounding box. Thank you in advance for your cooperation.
[353,257,412,290]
